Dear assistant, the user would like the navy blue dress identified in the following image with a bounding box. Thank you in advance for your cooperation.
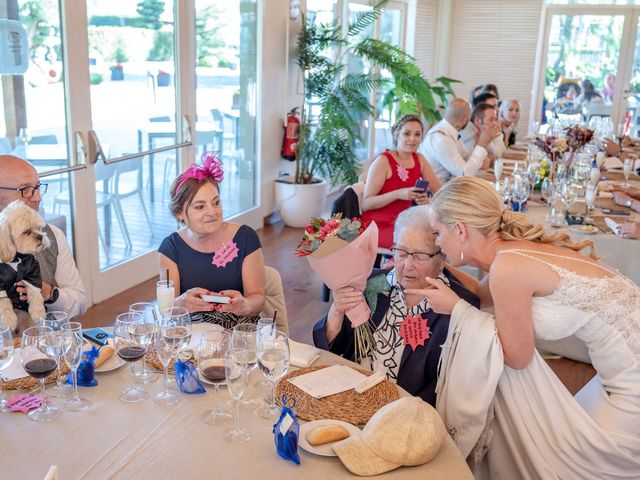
[158,225,261,295]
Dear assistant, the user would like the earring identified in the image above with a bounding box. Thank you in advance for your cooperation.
[460,250,464,262]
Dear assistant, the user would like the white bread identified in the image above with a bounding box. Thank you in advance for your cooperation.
[306,424,350,446]
[94,339,115,368]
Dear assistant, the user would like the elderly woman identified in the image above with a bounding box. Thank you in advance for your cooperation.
[498,99,520,147]
[158,153,265,327]
[313,206,478,406]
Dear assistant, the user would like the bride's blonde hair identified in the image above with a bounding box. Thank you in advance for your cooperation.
[430,177,596,258]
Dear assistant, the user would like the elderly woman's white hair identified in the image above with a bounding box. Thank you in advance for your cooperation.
[392,205,435,244]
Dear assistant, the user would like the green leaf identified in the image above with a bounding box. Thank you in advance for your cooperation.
[364,273,391,317]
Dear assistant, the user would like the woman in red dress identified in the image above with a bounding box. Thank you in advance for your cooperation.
[361,114,441,248]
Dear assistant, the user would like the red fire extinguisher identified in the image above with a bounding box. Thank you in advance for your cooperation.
[281,107,300,161]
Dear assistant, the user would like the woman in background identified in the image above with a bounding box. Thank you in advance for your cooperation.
[498,99,521,147]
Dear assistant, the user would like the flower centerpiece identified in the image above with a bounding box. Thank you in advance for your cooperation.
[533,135,568,181]
[564,125,594,167]
[295,215,379,362]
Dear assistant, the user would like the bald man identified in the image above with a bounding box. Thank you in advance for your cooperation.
[0,155,86,323]
[422,98,500,183]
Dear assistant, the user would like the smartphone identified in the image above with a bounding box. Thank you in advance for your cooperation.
[83,327,113,346]
[200,293,231,304]
[601,209,631,216]
[414,179,429,193]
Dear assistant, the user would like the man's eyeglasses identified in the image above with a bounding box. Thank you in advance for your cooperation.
[391,247,441,263]
[0,183,48,198]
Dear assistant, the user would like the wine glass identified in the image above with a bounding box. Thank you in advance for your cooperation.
[21,326,61,422]
[493,158,503,185]
[511,177,529,212]
[18,127,31,147]
[114,312,150,403]
[585,183,597,212]
[256,330,290,420]
[623,158,633,189]
[61,322,90,412]
[0,324,15,413]
[156,280,175,313]
[559,178,578,208]
[225,351,250,443]
[38,311,71,398]
[198,329,232,425]
[129,302,158,384]
[496,177,512,207]
[155,307,191,406]
[255,318,275,393]
[231,323,258,408]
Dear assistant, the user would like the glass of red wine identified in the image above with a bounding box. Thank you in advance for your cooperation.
[38,310,71,398]
[21,326,62,422]
[114,312,150,403]
[198,329,232,425]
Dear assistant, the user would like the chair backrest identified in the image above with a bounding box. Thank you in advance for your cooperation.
[149,116,171,122]
[331,184,363,219]
[586,103,611,118]
[261,266,288,334]
[30,134,58,145]
[210,108,223,128]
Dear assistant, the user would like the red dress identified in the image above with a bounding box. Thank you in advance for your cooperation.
[362,151,421,249]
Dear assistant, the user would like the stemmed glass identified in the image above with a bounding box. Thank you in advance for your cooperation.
[129,302,158,384]
[198,329,232,424]
[0,324,15,413]
[496,177,512,207]
[38,311,71,398]
[18,127,31,147]
[231,323,258,408]
[512,177,530,212]
[225,351,250,443]
[585,183,597,212]
[493,158,503,186]
[61,322,90,412]
[114,312,150,403]
[256,331,290,420]
[155,307,191,406]
[623,158,633,189]
[21,326,61,421]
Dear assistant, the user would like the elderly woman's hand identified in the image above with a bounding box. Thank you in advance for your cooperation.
[175,287,213,313]
[332,286,364,315]
[405,276,461,314]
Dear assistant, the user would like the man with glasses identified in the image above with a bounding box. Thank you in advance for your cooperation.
[313,206,478,406]
[0,155,86,325]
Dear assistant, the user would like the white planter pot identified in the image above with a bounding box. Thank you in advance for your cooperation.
[275,178,328,228]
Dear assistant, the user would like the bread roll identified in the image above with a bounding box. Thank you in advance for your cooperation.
[94,340,115,368]
[306,424,350,446]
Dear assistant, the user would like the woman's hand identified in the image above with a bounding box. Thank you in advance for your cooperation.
[619,222,640,239]
[405,276,461,314]
[332,286,364,315]
[613,191,632,207]
[218,290,252,316]
[175,287,212,313]
[396,187,425,202]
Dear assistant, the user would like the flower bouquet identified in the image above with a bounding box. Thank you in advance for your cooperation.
[564,125,594,166]
[533,135,568,181]
[295,214,379,362]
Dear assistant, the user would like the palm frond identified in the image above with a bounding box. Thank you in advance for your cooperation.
[347,0,388,36]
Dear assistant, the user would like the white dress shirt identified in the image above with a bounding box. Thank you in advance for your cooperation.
[422,119,488,184]
[48,224,87,318]
[459,122,506,158]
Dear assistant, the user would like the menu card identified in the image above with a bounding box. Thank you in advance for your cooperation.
[287,365,367,399]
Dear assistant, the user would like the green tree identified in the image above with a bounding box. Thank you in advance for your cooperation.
[19,1,56,60]
[137,0,165,30]
[195,4,227,67]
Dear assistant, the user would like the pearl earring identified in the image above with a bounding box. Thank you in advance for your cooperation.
[460,250,464,262]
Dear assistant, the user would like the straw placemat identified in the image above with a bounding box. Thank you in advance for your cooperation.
[3,340,71,391]
[145,347,197,373]
[589,216,630,234]
[275,365,399,425]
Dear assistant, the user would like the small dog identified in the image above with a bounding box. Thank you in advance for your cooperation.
[0,201,50,331]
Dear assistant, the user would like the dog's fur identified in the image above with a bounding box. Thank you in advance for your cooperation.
[0,201,50,330]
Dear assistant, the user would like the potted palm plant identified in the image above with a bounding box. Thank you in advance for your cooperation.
[275,0,459,227]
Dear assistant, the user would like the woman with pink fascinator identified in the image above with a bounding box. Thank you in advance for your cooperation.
[158,152,265,327]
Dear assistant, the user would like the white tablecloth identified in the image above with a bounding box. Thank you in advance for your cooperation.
[1,349,472,480]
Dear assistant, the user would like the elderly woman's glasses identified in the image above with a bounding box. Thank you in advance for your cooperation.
[391,247,441,263]
[0,183,48,198]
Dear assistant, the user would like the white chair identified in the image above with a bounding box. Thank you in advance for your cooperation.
[585,103,611,122]
[261,266,289,334]
[113,158,153,244]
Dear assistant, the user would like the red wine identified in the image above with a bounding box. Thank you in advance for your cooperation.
[201,365,225,382]
[24,358,57,379]
[117,346,146,362]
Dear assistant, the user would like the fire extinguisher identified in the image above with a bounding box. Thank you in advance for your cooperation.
[281,107,300,161]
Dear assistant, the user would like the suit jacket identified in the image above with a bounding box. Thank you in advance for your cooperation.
[313,268,480,406]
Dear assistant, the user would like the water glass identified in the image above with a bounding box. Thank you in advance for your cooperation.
[198,330,232,425]
[61,322,90,412]
[156,280,175,313]
[585,183,597,212]
[129,302,159,384]
[0,324,15,413]
[548,194,566,228]
[493,158,503,184]
[38,311,71,398]
[256,331,290,420]
[623,158,633,188]
[21,326,61,422]
[496,177,512,206]
[225,352,250,444]
[231,323,259,408]
[114,312,149,403]
[155,307,191,406]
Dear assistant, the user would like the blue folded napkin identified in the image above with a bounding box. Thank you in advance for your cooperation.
[273,395,301,465]
[65,346,99,387]
[174,359,206,394]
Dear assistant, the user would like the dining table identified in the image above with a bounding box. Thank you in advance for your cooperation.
[1,329,473,480]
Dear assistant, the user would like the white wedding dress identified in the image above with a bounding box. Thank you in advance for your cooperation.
[436,250,640,480]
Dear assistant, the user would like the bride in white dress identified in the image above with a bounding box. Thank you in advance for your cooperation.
[406,177,640,479]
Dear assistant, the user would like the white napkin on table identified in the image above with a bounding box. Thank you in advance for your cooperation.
[603,156,624,170]
[288,339,321,368]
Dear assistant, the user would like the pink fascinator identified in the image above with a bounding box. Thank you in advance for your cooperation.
[176,151,224,190]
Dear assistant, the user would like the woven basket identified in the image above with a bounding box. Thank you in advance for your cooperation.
[275,365,399,425]
[145,347,198,373]
[4,337,71,390]
[589,215,630,234]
